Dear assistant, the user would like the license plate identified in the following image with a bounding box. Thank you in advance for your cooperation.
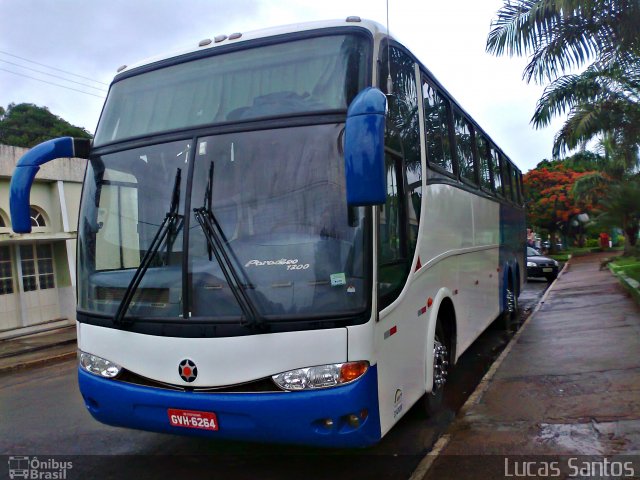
[168,408,218,431]
[542,268,553,272]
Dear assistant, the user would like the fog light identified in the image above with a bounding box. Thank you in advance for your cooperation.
[79,351,122,378]
[347,414,360,428]
[323,418,334,428]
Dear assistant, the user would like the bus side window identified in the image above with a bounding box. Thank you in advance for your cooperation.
[406,162,422,258]
[422,80,453,175]
[519,172,525,205]
[453,108,476,185]
[476,133,494,191]
[380,154,405,265]
[378,44,422,309]
[501,154,513,201]
[491,147,503,197]
[511,167,522,205]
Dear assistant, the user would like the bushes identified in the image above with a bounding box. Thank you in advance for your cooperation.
[585,238,599,248]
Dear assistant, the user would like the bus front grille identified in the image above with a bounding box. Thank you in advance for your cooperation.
[116,369,281,393]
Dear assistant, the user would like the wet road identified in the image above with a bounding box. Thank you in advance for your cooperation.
[0,280,548,480]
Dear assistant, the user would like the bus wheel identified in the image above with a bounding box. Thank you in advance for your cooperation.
[423,316,451,416]
[502,281,518,334]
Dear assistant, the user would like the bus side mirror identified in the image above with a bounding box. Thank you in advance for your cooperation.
[344,87,387,206]
[10,137,90,233]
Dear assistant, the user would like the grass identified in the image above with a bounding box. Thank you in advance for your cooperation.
[548,253,570,262]
[610,256,640,283]
[609,255,640,306]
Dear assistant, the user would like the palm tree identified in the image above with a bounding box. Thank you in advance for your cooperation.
[487,0,640,85]
[533,63,640,158]
[486,0,640,156]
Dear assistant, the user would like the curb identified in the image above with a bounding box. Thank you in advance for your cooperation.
[0,338,76,360]
[0,319,73,341]
[0,349,76,375]
[408,259,571,480]
[0,323,74,342]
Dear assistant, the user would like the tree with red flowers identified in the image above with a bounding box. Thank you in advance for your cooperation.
[523,165,602,251]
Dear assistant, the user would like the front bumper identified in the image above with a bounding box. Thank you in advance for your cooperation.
[78,365,381,448]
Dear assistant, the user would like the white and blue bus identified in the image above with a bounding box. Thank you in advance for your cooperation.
[9,18,525,447]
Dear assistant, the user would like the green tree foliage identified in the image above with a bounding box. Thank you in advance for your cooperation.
[535,65,640,158]
[535,150,608,172]
[591,179,640,253]
[486,0,640,158]
[571,135,640,252]
[0,103,92,148]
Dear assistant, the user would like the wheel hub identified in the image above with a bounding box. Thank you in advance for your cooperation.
[506,287,516,313]
[432,339,449,392]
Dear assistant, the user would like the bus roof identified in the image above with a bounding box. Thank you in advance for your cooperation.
[116,18,388,77]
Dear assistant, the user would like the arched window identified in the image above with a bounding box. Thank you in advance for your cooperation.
[30,207,46,228]
[0,209,8,228]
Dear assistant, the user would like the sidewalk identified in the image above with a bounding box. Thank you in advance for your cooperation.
[418,251,640,479]
[0,324,76,374]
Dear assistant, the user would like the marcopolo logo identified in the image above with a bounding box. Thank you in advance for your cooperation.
[178,359,198,383]
[8,456,72,479]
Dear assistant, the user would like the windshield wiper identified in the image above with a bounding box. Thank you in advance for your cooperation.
[114,168,183,326]
[193,161,261,326]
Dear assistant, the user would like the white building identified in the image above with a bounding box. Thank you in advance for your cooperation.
[0,144,84,331]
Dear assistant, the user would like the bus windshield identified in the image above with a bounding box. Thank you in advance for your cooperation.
[94,34,368,146]
[77,124,369,324]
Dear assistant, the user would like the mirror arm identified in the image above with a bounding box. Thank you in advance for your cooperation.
[10,137,90,233]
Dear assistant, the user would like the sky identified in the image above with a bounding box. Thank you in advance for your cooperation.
[0,0,567,172]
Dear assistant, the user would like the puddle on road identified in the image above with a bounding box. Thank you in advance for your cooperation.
[537,422,606,455]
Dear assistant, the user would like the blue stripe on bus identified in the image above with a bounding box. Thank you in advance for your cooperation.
[78,364,381,448]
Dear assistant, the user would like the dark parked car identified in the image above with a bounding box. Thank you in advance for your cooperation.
[527,247,559,282]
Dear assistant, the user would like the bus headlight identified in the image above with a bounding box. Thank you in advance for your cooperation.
[79,351,122,378]
[272,361,368,391]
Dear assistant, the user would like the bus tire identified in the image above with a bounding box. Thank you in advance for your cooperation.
[423,311,452,417]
